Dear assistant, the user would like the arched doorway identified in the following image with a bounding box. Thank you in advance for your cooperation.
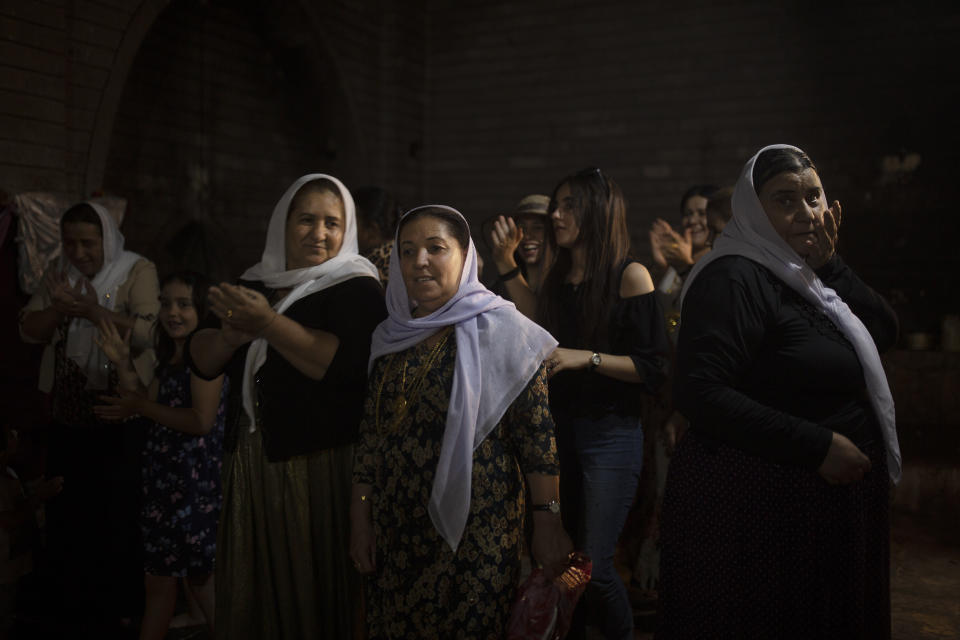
[101,0,364,280]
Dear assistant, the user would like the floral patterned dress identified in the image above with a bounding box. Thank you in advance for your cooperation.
[141,364,228,577]
[354,338,558,639]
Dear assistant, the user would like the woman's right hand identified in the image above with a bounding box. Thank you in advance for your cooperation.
[490,216,523,272]
[817,432,871,484]
[349,511,376,575]
[349,484,376,574]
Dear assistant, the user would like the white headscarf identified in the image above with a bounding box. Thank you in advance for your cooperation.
[62,202,141,389]
[369,205,558,551]
[681,144,901,484]
[239,174,379,428]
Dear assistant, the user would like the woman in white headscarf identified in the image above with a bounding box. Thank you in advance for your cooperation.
[657,146,900,638]
[349,205,573,638]
[19,201,159,627]
[188,175,386,639]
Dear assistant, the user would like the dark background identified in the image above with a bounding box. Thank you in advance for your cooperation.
[1,4,959,634]
[2,0,958,328]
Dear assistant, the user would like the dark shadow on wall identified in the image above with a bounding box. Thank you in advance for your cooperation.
[102,0,363,280]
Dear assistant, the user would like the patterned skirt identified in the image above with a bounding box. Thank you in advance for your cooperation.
[657,431,890,640]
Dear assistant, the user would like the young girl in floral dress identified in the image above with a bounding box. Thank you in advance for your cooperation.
[94,271,228,640]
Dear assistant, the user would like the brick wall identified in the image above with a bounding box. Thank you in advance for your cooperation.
[1,0,426,278]
[424,0,960,326]
[102,0,428,278]
[1,0,957,320]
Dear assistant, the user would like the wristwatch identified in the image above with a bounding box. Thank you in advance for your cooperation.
[531,499,561,515]
[589,352,601,371]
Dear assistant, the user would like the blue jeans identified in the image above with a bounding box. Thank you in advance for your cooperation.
[556,411,643,640]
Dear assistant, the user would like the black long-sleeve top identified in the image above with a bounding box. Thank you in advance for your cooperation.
[674,254,898,469]
[191,276,387,461]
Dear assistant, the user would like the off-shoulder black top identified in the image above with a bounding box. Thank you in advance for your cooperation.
[548,261,670,418]
[674,254,898,469]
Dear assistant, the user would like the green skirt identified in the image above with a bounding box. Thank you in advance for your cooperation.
[215,421,358,639]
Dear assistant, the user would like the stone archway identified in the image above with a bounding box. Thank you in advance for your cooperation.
[97,0,366,278]
[84,0,171,196]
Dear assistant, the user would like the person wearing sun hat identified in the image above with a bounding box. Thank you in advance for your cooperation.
[487,194,554,307]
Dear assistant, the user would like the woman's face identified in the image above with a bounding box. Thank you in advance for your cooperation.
[757,168,826,258]
[158,281,199,341]
[550,183,581,249]
[61,222,104,278]
[516,215,548,265]
[681,195,709,251]
[399,216,466,317]
[285,189,345,270]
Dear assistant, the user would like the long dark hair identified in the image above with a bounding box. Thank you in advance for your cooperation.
[538,168,630,350]
[155,271,212,374]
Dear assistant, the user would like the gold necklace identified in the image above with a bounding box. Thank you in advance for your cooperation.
[375,327,452,433]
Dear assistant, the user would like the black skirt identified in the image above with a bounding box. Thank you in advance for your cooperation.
[657,431,890,640]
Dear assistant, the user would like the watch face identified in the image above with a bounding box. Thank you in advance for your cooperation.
[549,500,561,514]
[591,353,601,367]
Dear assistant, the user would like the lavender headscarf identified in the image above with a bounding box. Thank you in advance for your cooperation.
[680,144,900,484]
[369,205,558,551]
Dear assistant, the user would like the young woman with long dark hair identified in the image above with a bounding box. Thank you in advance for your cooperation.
[492,167,670,639]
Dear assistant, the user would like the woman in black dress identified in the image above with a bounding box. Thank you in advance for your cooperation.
[658,145,901,639]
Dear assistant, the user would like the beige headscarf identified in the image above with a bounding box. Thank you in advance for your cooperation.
[62,202,142,389]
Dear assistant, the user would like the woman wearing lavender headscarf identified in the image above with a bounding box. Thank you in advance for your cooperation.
[658,146,900,638]
[350,205,573,638]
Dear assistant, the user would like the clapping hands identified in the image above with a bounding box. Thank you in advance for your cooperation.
[208,283,276,339]
[45,269,100,320]
[489,216,523,271]
[93,317,131,366]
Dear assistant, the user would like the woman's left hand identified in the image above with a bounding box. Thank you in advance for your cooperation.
[545,348,590,378]
[94,389,145,421]
[208,283,276,334]
[531,515,574,580]
[806,200,842,269]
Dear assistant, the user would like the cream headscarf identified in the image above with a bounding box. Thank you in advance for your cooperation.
[62,202,141,389]
[369,205,558,551]
[239,174,379,428]
[680,144,901,484]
